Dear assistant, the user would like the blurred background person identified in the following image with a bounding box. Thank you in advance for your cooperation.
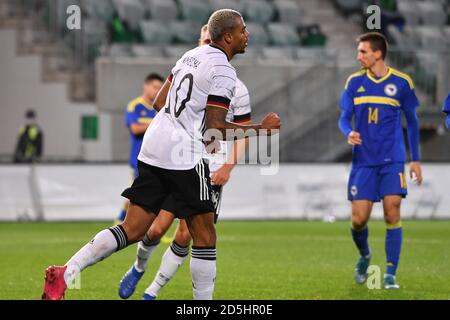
[116,73,164,224]
[13,109,43,163]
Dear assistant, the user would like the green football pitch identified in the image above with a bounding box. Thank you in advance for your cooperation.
[1,220,449,300]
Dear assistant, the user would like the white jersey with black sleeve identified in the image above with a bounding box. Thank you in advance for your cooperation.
[207,78,252,173]
[138,44,237,170]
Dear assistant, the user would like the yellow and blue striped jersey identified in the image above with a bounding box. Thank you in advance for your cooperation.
[339,68,420,167]
[125,96,156,168]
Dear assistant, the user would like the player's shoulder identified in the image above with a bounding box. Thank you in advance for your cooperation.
[127,96,143,112]
[344,69,367,89]
[235,78,249,95]
[389,68,415,90]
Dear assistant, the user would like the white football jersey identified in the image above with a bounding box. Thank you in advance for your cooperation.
[138,45,237,170]
[207,78,252,173]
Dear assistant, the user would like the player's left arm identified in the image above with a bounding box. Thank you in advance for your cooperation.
[402,83,423,185]
[211,120,251,186]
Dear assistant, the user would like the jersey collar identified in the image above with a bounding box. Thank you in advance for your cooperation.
[366,67,393,84]
[209,43,230,61]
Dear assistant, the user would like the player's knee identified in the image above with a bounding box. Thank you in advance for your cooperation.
[384,214,400,226]
[192,229,216,247]
[351,216,368,230]
[148,223,165,241]
[121,224,145,244]
[175,229,192,247]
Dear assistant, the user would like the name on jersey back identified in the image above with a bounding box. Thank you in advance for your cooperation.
[182,56,201,69]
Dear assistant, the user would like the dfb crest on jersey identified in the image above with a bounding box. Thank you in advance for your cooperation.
[351,185,358,196]
[384,84,397,97]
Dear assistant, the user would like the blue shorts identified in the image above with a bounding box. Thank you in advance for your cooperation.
[348,163,407,202]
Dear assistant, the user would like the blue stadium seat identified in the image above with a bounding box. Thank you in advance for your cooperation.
[267,23,300,46]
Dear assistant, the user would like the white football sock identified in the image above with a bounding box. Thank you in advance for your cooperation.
[190,247,216,300]
[64,225,128,285]
[145,242,189,297]
[134,234,160,273]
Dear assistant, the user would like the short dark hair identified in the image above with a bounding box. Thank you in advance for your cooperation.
[208,9,243,42]
[357,32,388,60]
[145,73,164,83]
[25,109,36,119]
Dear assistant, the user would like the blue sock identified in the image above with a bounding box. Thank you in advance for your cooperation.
[351,226,370,258]
[385,224,403,275]
[117,209,127,222]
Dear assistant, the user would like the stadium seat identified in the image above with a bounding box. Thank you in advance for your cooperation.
[416,26,447,51]
[232,47,261,62]
[170,21,203,44]
[241,0,275,23]
[142,0,179,21]
[267,23,301,46]
[414,50,438,92]
[107,43,133,57]
[82,19,109,61]
[82,0,115,22]
[246,22,269,46]
[113,0,145,32]
[260,47,296,61]
[335,0,363,15]
[177,0,211,24]
[208,0,242,11]
[164,45,196,58]
[295,48,333,62]
[273,0,304,26]
[397,0,420,26]
[130,44,165,58]
[140,20,173,44]
[416,1,447,26]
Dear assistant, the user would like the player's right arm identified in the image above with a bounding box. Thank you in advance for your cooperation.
[338,76,361,145]
[126,100,148,136]
[152,74,173,112]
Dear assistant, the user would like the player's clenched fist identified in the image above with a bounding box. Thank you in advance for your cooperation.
[347,131,362,145]
[261,112,281,134]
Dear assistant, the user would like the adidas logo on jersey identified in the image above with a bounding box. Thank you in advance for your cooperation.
[357,86,366,93]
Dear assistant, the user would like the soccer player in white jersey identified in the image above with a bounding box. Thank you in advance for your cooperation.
[118,25,252,300]
[42,9,281,300]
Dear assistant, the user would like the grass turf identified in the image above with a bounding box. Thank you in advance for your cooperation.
[0,220,449,300]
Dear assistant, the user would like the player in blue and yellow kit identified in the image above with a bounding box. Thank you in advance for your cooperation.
[442,92,450,129]
[116,73,163,223]
[338,32,423,289]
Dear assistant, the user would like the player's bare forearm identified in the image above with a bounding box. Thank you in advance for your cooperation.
[228,122,251,165]
[130,123,150,135]
[206,107,280,140]
[153,78,171,112]
[206,106,261,140]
